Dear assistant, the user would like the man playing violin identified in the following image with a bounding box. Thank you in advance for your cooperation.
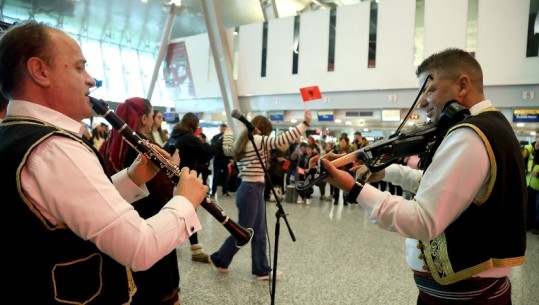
[318,48,526,305]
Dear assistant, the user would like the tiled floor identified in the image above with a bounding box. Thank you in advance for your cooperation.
[175,189,539,305]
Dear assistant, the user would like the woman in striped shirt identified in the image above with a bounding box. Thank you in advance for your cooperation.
[209,110,312,280]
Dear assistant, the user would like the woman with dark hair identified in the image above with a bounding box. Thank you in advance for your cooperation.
[164,112,220,263]
[148,110,169,147]
[209,110,312,280]
[100,97,182,305]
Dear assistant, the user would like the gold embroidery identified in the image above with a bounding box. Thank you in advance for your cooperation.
[127,266,137,300]
[448,122,496,206]
[422,232,454,283]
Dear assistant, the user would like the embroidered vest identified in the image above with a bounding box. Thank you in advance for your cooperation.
[419,109,526,285]
[0,117,136,304]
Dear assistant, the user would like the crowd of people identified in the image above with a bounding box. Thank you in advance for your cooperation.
[1,20,534,305]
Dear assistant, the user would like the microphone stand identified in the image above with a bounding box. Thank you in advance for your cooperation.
[246,130,296,305]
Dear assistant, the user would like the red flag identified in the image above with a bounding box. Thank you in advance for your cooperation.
[282,160,291,171]
[299,86,322,102]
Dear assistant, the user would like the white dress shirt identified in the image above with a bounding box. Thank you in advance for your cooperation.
[8,100,201,271]
[357,100,511,278]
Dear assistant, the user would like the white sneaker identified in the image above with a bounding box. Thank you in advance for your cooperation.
[296,197,303,204]
[305,198,311,205]
[256,270,283,281]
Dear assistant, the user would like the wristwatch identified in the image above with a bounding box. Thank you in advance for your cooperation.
[344,181,364,203]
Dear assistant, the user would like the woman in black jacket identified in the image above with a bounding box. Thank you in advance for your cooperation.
[164,112,220,263]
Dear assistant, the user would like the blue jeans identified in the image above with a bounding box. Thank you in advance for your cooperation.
[210,181,270,276]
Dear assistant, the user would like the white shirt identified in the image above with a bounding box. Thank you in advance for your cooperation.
[7,100,201,271]
[357,100,511,278]
[152,129,165,147]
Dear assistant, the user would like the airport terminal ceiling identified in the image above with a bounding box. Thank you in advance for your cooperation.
[0,0,360,48]
[0,0,537,136]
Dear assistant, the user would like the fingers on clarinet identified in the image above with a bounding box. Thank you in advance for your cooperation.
[322,159,333,171]
[349,165,361,172]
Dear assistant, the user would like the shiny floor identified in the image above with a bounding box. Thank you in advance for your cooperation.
[174,187,539,305]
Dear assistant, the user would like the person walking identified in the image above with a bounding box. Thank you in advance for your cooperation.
[211,123,233,197]
[165,112,221,263]
[209,110,312,280]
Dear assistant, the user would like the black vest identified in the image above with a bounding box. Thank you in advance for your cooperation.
[0,117,135,304]
[419,109,526,285]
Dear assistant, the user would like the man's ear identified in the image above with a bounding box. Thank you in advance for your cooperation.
[456,75,471,97]
[27,57,50,87]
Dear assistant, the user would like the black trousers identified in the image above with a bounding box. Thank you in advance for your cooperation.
[212,159,229,195]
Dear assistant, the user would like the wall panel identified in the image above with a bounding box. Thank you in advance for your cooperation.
[477,0,539,85]
[423,0,468,58]
[265,17,296,93]
[237,22,263,95]
[183,34,221,98]
[173,0,538,114]
[297,9,330,88]
[332,2,370,91]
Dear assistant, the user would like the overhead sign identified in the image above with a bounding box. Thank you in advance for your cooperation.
[317,111,334,122]
[513,108,539,123]
[382,109,401,122]
[269,111,284,121]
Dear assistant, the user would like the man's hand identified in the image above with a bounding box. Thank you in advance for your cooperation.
[171,149,180,167]
[353,165,385,183]
[320,159,355,192]
[127,145,171,185]
[308,152,345,169]
[174,167,209,209]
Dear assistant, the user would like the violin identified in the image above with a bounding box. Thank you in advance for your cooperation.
[296,76,470,193]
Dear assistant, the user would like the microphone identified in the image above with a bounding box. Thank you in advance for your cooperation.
[231,109,259,134]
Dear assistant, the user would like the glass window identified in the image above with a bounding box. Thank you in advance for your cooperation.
[292,15,300,74]
[527,0,539,57]
[466,0,478,56]
[368,1,378,68]
[413,0,425,66]
[261,22,268,77]
[101,43,126,101]
[120,48,144,98]
[328,8,336,72]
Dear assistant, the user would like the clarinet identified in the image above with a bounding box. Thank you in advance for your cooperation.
[89,96,253,248]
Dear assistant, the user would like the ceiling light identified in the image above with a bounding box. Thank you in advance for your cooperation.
[335,119,342,123]
[516,123,525,127]
[291,119,298,123]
